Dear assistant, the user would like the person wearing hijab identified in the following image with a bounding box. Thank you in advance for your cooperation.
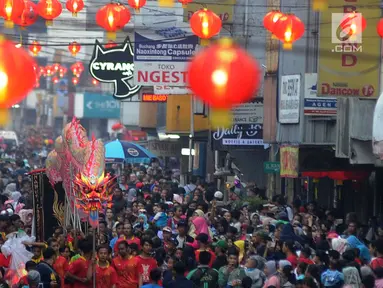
[347,235,371,263]
[188,216,213,243]
[342,265,362,288]
[263,260,280,288]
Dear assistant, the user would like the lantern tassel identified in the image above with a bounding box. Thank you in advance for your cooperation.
[106,31,116,40]
[4,20,14,29]
[0,109,10,126]
[283,43,293,50]
[182,3,187,8]
[135,8,140,13]
[158,0,173,7]
[46,20,53,26]
[313,0,328,11]
[200,38,210,46]
[72,12,78,17]
[210,108,232,130]
[271,34,278,40]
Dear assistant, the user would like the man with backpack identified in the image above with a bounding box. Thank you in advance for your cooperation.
[187,251,219,288]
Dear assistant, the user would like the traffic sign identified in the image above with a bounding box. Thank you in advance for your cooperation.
[264,162,280,174]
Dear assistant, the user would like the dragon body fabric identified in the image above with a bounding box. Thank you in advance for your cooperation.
[45,118,114,227]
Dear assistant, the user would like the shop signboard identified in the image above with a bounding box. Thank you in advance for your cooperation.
[232,100,263,124]
[304,73,337,116]
[133,27,199,87]
[89,38,141,99]
[83,93,120,119]
[279,74,301,124]
[211,124,263,150]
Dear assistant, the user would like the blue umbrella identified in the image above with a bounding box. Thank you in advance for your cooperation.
[105,140,156,164]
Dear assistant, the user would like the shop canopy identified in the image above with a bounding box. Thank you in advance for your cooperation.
[105,140,156,164]
[301,171,371,181]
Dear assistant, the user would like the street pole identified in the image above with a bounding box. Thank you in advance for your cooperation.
[92,228,96,288]
[188,95,195,182]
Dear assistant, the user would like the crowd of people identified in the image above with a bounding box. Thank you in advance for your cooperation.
[1,155,383,288]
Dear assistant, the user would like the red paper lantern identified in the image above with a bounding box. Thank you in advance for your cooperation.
[178,0,192,8]
[72,77,79,85]
[68,41,81,56]
[12,0,38,28]
[263,10,283,34]
[105,40,117,49]
[112,122,124,131]
[377,18,383,38]
[273,14,305,50]
[96,3,131,40]
[59,66,67,77]
[187,38,261,109]
[52,76,59,84]
[29,40,41,56]
[92,79,98,86]
[36,0,62,26]
[127,0,146,12]
[45,65,53,76]
[339,12,366,39]
[0,0,25,28]
[65,0,83,16]
[52,63,60,72]
[0,37,36,124]
[190,8,222,45]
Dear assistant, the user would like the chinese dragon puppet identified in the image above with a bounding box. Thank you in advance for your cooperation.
[45,118,115,227]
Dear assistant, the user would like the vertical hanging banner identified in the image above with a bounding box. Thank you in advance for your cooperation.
[280,145,299,178]
[317,0,380,98]
[279,74,301,124]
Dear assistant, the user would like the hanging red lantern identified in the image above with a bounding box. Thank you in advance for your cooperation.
[59,66,67,77]
[339,12,366,39]
[75,61,84,72]
[127,0,146,12]
[65,0,83,16]
[72,77,79,86]
[188,38,260,107]
[92,79,98,86]
[178,0,192,8]
[0,37,36,124]
[0,0,25,28]
[12,0,38,28]
[45,65,53,76]
[263,10,284,37]
[52,76,59,84]
[96,3,131,40]
[190,8,222,46]
[377,18,383,38]
[29,40,41,56]
[273,14,305,50]
[105,40,117,49]
[68,41,81,56]
[39,66,46,76]
[36,0,62,26]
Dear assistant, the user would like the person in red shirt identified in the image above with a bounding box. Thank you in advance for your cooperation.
[137,238,157,287]
[371,239,383,270]
[282,240,298,268]
[124,223,141,250]
[50,239,69,288]
[112,240,138,288]
[88,245,118,288]
[66,239,92,288]
[194,233,216,268]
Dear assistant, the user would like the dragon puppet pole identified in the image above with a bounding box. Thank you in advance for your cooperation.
[93,228,96,288]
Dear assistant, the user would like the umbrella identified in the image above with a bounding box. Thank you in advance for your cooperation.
[105,140,156,164]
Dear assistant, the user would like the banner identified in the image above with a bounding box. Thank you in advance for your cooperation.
[317,0,380,98]
[280,146,299,178]
[279,75,301,124]
[211,124,264,150]
[183,0,236,23]
[133,28,199,86]
[304,73,337,116]
[31,172,43,241]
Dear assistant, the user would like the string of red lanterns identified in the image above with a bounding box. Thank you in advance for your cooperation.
[0,0,25,28]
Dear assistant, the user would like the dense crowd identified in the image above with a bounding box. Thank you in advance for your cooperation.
[1,154,383,288]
